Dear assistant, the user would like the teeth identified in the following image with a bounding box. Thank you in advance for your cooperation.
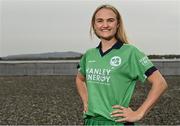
[102,30,109,31]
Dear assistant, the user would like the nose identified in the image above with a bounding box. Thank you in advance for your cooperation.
[102,21,108,28]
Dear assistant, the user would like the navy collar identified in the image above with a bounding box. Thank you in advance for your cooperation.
[96,40,124,57]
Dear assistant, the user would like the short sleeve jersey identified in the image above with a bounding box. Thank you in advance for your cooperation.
[78,41,157,121]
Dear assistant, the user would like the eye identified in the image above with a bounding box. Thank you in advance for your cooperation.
[96,20,103,23]
[108,18,115,22]
[97,20,102,23]
[95,18,103,23]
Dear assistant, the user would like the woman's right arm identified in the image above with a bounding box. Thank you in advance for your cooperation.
[76,72,88,112]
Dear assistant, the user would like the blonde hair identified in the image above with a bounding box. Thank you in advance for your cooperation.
[90,4,129,44]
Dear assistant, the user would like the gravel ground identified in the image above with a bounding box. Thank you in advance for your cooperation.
[0,75,179,125]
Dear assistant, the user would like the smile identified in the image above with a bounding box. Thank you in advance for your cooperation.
[101,29,110,32]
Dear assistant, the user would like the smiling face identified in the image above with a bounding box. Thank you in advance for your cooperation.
[94,8,119,41]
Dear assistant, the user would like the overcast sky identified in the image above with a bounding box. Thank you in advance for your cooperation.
[0,0,180,57]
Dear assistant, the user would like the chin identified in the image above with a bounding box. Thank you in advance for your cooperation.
[100,36,114,41]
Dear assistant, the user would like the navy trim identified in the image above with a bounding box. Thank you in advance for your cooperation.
[145,66,158,77]
[96,40,123,57]
[124,122,134,125]
[77,64,80,69]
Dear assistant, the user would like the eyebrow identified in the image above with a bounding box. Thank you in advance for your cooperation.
[95,17,116,20]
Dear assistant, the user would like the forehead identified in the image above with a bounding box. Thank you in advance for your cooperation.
[95,8,116,19]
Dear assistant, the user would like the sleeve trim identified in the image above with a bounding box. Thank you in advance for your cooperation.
[145,66,158,77]
[77,64,80,69]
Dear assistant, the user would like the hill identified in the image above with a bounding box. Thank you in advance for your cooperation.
[0,51,82,60]
[0,52,179,60]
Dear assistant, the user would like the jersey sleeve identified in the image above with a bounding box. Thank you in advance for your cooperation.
[131,47,157,83]
[77,53,86,76]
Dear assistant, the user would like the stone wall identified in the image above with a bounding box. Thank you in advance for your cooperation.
[0,59,179,76]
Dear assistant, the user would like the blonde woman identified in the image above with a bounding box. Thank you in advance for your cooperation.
[76,4,168,125]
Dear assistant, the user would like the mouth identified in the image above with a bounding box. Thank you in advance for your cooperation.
[100,29,111,32]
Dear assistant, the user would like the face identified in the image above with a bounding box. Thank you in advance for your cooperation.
[94,8,119,41]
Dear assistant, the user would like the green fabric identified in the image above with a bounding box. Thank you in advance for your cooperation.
[84,115,135,126]
[78,43,154,121]
[84,118,124,125]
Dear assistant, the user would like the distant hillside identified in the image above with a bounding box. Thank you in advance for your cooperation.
[0,52,179,60]
[148,55,180,59]
[0,51,82,60]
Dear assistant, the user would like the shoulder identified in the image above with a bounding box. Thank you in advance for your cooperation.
[121,44,147,60]
[84,48,98,55]
[123,43,139,50]
[122,43,143,53]
[81,48,98,59]
[87,47,97,52]
[123,44,143,53]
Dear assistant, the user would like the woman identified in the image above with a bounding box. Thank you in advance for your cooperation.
[76,4,168,125]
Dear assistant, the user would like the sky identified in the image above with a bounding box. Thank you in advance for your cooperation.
[0,0,180,57]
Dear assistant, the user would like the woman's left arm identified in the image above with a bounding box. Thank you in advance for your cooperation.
[111,70,168,122]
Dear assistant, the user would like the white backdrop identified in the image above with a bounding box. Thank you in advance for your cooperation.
[0,0,180,57]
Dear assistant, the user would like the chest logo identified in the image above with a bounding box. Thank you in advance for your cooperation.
[110,56,121,67]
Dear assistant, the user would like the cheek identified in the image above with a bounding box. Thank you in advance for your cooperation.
[112,24,119,31]
[94,24,101,30]
[94,25,102,33]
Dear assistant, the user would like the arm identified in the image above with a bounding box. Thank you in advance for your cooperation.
[135,70,168,118]
[76,72,88,112]
[111,70,168,122]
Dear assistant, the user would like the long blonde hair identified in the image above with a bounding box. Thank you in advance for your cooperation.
[90,4,129,44]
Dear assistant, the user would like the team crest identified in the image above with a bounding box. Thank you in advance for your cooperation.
[110,56,121,67]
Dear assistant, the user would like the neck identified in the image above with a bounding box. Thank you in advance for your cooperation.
[101,38,117,52]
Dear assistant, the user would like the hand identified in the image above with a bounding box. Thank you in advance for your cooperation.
[110,105,144,122]
[83,103,88,113]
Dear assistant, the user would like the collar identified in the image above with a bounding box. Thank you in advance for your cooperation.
[96,40,124,57]
[96,40,123,49]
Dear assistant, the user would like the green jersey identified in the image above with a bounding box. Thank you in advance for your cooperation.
[78,41,157,121]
